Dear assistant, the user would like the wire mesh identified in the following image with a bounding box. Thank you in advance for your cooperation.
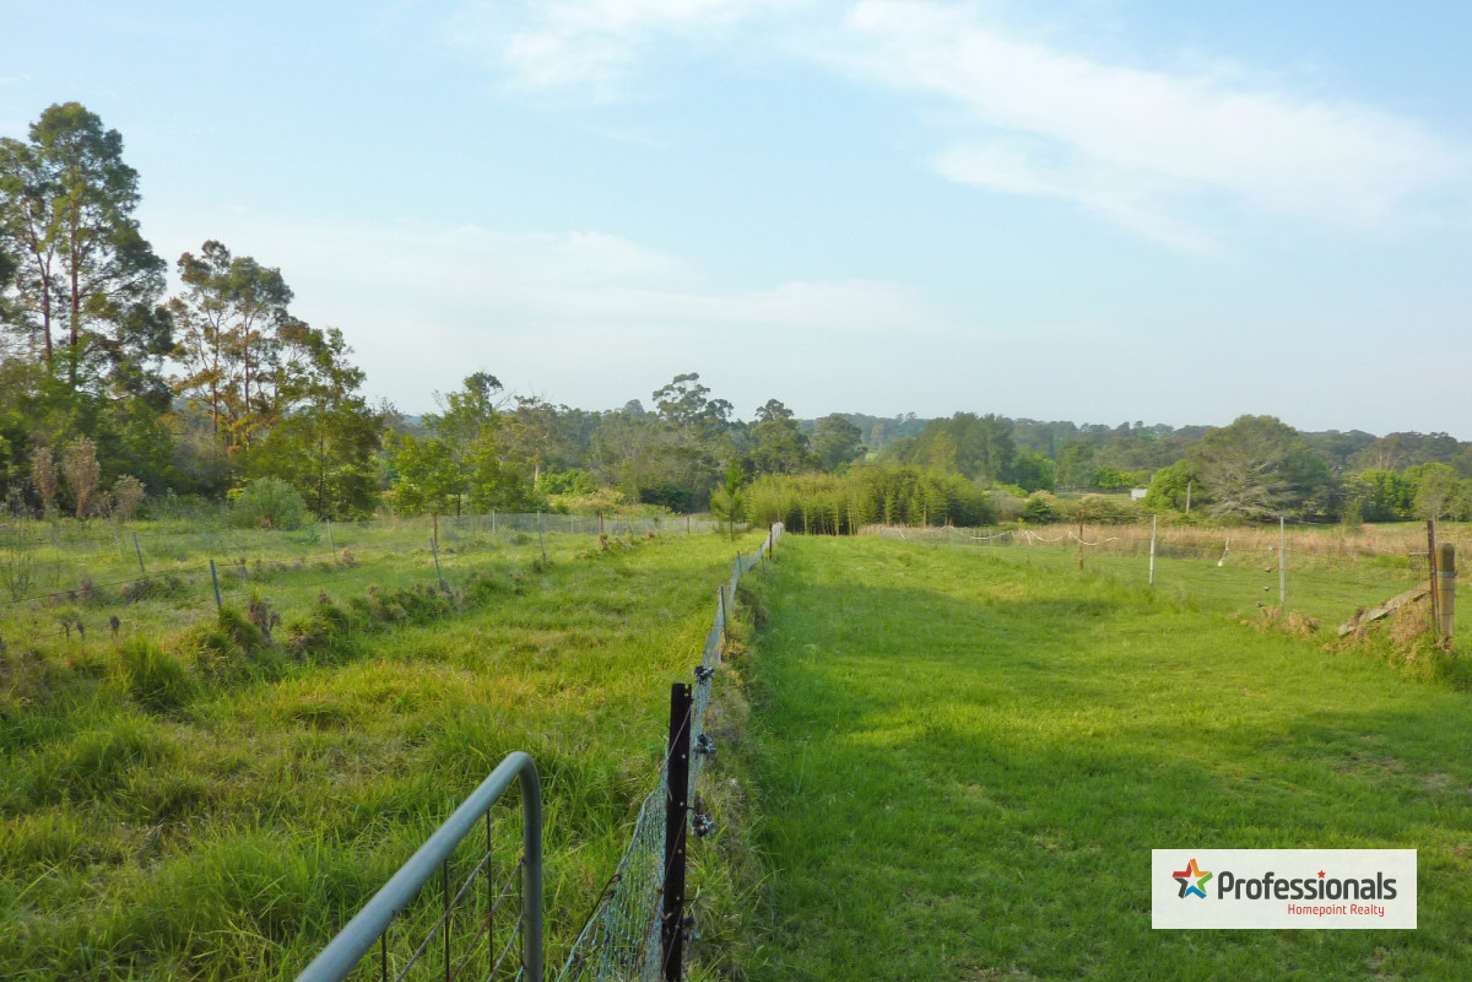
[557,524,781,981]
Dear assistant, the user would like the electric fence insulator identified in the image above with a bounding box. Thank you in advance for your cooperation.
[695,733,716,756]
[694,665,714,682]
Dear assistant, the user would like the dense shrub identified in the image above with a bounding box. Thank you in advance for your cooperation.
[1021,492,1058,523]
[1068,493,1146,525]
[230,478,307,530]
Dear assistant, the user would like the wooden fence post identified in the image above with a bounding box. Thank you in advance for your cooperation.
[1278,516,1287,607]
[209,559,222,612]
[431,537,446,591]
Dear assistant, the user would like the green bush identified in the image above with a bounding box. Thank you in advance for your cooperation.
[118,639,195,712]
[1021,492,1058,523]
[229,478,308,530]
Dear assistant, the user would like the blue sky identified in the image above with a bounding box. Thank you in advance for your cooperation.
[3,1,1469,435]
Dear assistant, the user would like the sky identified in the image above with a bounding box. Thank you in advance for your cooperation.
[3,1,1470,436]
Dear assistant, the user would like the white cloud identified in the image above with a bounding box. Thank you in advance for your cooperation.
[143,210,945,409]
[448,0,790,92]
[444,0,1467,248]
[827,1,1466,245]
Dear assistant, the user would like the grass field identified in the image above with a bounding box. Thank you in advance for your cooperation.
[740,536,1472,979]
[0,525,764,979]
[0,513,706,655]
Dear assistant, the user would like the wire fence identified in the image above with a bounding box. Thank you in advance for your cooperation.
[861,519,1468,629]
[557,524,782,981]
[0,512,744,654]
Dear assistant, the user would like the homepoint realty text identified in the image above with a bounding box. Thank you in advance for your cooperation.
[1151,849,1417,929]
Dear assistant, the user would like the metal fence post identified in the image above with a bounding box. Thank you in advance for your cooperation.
[1148,515,1157,588]
[661,682,693,982]
[326,520,336,554]
[133,532,145,574]
[209,559,222,611]
[1437,543,1456,644]
[538,511,547,563]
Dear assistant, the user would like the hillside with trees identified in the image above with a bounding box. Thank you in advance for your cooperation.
[3,103,1470,530]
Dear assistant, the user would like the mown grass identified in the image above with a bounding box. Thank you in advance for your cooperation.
[893,525,1470,629]
[0,528,764,979]
[741,536,1472,980]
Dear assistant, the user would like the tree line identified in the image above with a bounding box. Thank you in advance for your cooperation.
[3,103,1468,529]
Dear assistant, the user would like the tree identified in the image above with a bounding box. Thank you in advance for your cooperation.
[750,399,813,475]
[1007,449,1056,492]
[709,462,745,539]
[60,436,101,518]
[900,413,1016,483]
[1055,442,1095,489]
[244,326,384,519]
[653,373,732,433]
[388,434,460,546]
[1408,462,1460,520]
[170,240,293,448]
[1189,416,1334,521]
[0,103,169,389]
[1143,461,1199,512]
[812,414,864,471]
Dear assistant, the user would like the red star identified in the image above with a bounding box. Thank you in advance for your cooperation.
[1317,870,1326,878]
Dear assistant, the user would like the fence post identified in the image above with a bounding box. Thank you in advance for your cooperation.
[431,537,446,591]
[209,559,222,612]
[717,586,727,647]
[1437,543,1456,644]
[133,532,146,574]
[1148,514,1157,587]
[1427,520,1440,637]
[491,509,496,535]
[1278,516,1287,607]
[538,511,547,563]
[686,514,691,535]
[662,682,693,982]
[326,520,335,554]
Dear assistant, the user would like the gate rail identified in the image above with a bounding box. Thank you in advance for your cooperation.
[297,751,544,982]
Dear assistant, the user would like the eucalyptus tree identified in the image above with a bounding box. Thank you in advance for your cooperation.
[0,103,168,389]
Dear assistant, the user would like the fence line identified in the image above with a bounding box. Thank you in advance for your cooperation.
[558,523,782,981]
[0,514,745,653]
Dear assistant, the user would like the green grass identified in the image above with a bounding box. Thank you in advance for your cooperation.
[904,530,1469,629]
[0,513,657,656]
[741,536,1472,980]
[0,528,764,979]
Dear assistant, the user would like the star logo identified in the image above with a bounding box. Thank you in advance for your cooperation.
[1172,857,1213,899]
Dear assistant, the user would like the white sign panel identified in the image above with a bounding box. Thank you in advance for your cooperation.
[1151,849,1416,929]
